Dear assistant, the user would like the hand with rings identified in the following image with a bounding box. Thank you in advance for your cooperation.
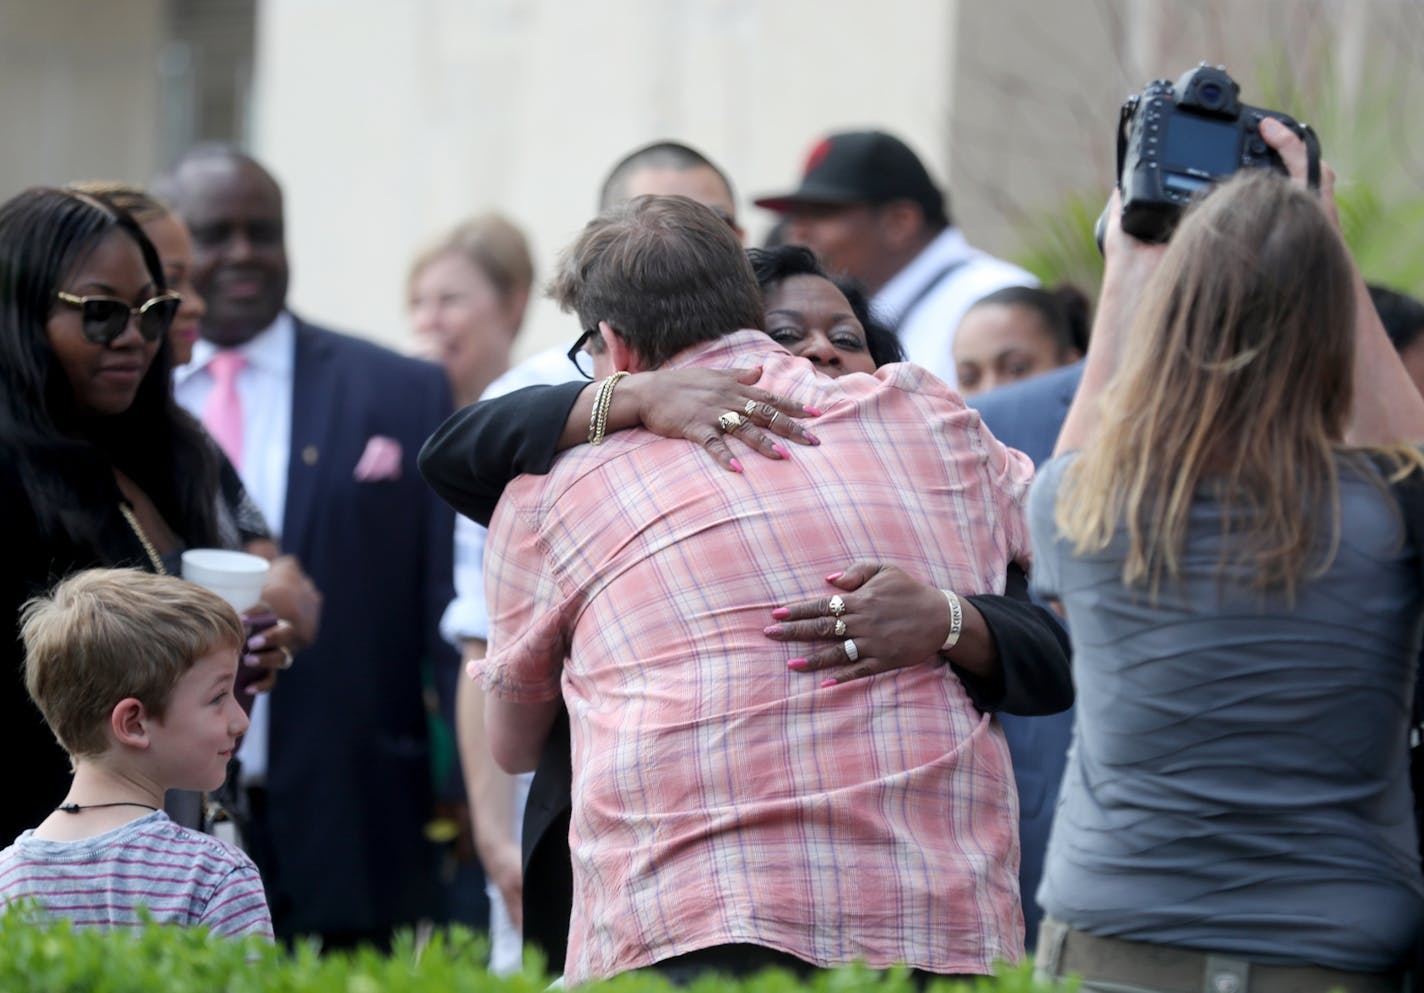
[717,410,744,432]
[763,561,961,687]
[614,366,822,474]
[240,609,302,696]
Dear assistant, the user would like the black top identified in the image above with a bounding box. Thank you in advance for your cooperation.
[3,448,159,841]
[2,444,268,843]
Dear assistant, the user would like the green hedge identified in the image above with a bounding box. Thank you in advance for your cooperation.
[0,908,1072,993]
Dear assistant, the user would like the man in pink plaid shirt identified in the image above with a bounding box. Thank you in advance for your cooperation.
[477,195,1033,983]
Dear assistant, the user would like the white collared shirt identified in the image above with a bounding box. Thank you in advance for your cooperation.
[439,343,579,647]
[871,227,1037,388]
[174,313,295,542]
[173,312,297,784]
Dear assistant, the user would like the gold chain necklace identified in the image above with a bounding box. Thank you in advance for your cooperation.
[117,502,167,575]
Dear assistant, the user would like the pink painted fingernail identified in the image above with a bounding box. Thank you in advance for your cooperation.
[787,659,808,671]
[804,405,823,416]
[243,653,262,667]
[820,678,838,689]
[770,607,790,620]
[763,625,783,637]
[772,443,791,459]
[729,458,744,474]
[825,572,844,583]
[804,430,821,445]
[246,634,267,650]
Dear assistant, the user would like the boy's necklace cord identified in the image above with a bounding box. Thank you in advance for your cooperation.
[56,801,160,814]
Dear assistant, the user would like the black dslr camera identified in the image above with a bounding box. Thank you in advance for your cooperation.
[1108,63,1321,243]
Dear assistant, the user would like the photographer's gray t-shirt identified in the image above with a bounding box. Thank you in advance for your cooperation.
[1029,453,1424,972]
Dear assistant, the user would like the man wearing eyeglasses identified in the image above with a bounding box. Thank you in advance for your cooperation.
[432,140,748,973]
[163,146,458,951]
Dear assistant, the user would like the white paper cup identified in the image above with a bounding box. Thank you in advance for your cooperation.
[180,548,270,612]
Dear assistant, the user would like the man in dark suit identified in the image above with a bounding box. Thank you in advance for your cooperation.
[165,147,458,948]
[970,362,1082,466]
[969,360,1082,948]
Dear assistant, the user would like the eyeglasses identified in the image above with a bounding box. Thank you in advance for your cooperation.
[54,291,182,346]
[709,207,739,231]
[568,328,597,379]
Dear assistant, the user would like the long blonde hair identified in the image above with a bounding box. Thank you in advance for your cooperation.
[1057,172,1359,595]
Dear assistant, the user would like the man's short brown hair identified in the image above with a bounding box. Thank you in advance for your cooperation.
[547,195,764,369]
[21,569,245,759]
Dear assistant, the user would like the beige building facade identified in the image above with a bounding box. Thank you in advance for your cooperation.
[3,0,1421,355]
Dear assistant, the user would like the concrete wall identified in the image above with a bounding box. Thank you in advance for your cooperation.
[253,0,961,356]
[0,0,166,194]
[4,0,1421,355]
[252,0,1424,357]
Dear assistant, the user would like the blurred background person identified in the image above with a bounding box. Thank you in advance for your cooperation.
[408,211,535,968]
[966,343,1086,950]
[953,285,1086,399]
[407,214,533,409]
[1370,283,1424,400]
[1032,122,1424,991]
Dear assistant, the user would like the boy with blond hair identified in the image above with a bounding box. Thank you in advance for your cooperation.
[0,569,272,939]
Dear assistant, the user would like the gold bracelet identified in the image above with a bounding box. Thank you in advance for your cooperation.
[588,371,629,445]
[586,376,613,444]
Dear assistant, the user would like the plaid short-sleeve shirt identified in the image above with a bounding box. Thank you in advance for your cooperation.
[480,331,1032,982]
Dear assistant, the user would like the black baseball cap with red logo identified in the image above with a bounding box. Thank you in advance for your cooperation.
[753,130,946,223]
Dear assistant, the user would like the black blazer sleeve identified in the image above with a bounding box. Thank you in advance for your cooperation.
[953,562,1073,717]
[418,381,588,527]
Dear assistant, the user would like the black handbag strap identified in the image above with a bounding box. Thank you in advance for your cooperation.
[889,259,970,332]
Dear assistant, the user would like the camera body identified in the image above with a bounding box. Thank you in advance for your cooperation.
[1114,64,1318,242]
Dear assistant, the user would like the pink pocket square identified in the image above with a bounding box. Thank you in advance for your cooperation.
[353,435,403,482]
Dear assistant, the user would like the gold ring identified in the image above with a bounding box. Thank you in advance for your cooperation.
[278,646,295,670]
[743,399,758,417]
[717,411,744,432]
[828,595,846,617]
[834,618,847,637]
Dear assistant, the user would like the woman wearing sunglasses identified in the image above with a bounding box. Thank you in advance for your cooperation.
[68,182,321,644]
[0,187,302,843]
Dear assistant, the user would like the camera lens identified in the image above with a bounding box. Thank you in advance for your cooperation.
[1199,81,1223,107]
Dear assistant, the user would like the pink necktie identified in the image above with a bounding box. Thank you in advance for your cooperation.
[203,351,248,471]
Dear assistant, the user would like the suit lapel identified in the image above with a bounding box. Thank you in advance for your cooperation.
[283,318,340,550]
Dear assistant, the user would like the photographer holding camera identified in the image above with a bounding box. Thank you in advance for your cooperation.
[1030,103,1424,993]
